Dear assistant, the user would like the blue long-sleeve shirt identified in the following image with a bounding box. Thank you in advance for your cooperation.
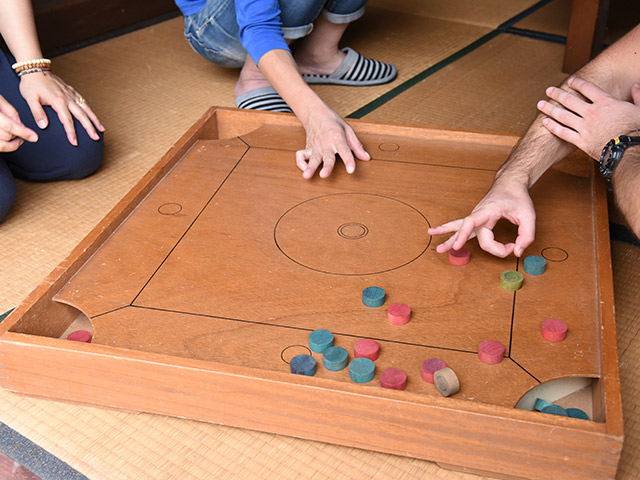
[175,0,289,64]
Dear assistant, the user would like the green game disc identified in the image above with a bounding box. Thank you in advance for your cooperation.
[500,270,524,291]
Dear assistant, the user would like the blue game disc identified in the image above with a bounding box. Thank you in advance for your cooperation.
[566,407,590,420]
[362,286,386,308]
[309,329,334,353]
[533,398,553,412]
[290,354,317,376]
[323,346,349,371]
[540,404,568,416]
[523,255,547,275]
[349,357,376,383]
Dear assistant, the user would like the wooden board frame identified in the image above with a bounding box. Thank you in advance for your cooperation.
[0,107,622,480]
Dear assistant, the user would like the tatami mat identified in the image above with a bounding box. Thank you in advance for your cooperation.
[514,0,570,37]
[1,0,639,479]
[362,34,567,134]
[369,0,542,28]
[612,242,640,479]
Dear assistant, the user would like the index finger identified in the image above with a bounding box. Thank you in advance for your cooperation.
[344,126,370,162]
[567,77,609,103]
[0,113,38,143]
[452,215,482,251]
[0,96,22,124]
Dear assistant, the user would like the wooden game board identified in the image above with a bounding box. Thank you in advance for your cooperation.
[0,108,622,479]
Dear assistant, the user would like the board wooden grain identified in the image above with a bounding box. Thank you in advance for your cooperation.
[0,107,622,480]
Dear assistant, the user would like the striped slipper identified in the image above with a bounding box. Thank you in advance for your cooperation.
[235,86,293,113]
[302,47,397,86]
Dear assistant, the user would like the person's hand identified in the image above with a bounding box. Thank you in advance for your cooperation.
[537,77,640,159]
[295,104,370,179]
[427,178,536,258]
[19,71,105,146]
[0,93,38,152]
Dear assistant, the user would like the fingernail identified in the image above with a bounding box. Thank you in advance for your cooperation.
[37,120,47,128]
[347,165,355,174]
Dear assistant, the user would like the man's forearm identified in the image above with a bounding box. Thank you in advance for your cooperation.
[494,114,575,189]
[612,147,640,239]
[494,24,640,191]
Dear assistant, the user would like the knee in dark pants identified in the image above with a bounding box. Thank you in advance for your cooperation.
[61,134,105,180]
[0,173,17,223]
[8,132,105,182]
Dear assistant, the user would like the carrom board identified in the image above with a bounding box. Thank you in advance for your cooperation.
[0,108,623,479]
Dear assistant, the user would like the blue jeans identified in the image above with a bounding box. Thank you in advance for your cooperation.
[0,50,104,222]
[184,0,367,68]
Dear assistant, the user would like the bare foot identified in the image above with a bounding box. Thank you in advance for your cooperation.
[234,57,271,97]
[294,47,346,76]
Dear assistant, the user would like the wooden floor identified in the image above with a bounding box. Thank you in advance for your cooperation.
[0,453,41,480]
[0,0,639,479]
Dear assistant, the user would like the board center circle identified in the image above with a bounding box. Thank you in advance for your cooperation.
[338,222,369,240]
[274,193,431,275]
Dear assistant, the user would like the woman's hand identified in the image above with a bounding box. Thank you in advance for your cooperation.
[295,104,370,179]
[0,93,38,152]
[19,71,104,146]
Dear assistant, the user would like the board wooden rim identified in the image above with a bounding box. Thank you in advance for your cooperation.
[0,107,623,480]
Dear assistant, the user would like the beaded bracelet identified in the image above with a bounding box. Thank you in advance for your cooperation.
[12,58,51,73]
[17,68,47,77]
[15,63,51,74]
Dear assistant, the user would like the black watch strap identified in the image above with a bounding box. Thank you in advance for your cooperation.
[599,134,640,180]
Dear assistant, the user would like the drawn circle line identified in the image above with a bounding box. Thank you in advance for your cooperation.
[273,193,431,276]
[281,344,312,365]
[541,247,569,262]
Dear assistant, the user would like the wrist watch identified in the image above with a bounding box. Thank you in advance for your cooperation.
[599,134,640,180]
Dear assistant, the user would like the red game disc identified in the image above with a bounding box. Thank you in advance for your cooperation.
[420,358,447,383]
[448,247,471,266]
[478,340,505,364]
[354,338,380,361]
[67,330,92,343]
[541,318,568,342]
[380,368,407,390]
[387,303,411,325]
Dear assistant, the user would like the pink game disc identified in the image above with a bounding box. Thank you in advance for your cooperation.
[421,358,447,383]
[67,330,92,343]
[354,338,380,361]
[380,368,407,390]
[448,247,471,266]
[541,318,568,342]
[387,303,411,325]
[478,340,505,364]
